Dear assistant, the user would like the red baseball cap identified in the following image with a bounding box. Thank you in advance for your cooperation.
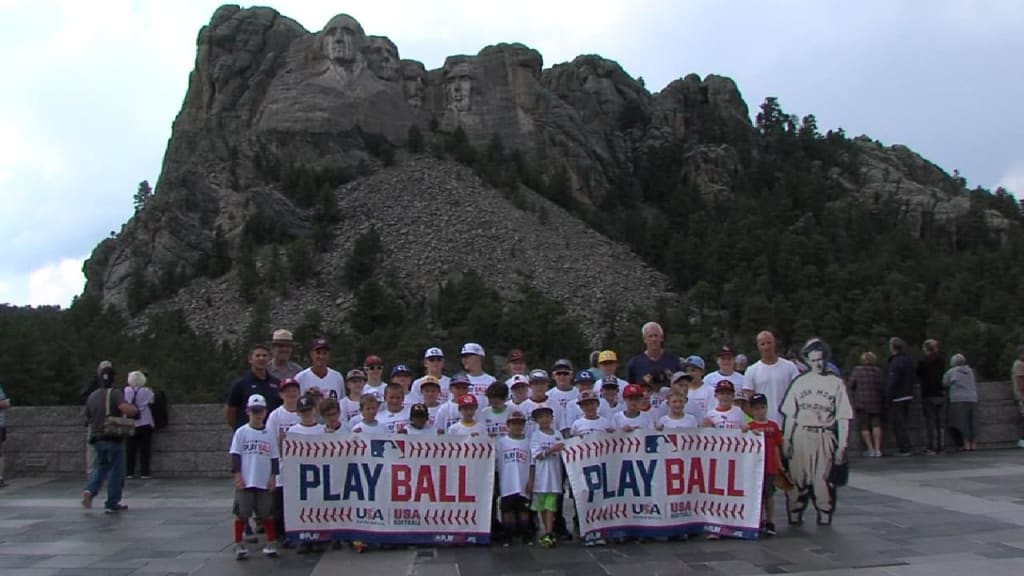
[715,380,736,393]
[364,354,383,366]
[623,383,644,399]
[278,378,300,391]
[457,394,478,408]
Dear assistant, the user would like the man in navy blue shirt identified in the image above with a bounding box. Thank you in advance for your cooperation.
[625,322,682,384]
[224,345,282,430]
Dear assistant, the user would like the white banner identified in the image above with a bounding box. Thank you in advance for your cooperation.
[563,430,764,541]
[281,435,495,545]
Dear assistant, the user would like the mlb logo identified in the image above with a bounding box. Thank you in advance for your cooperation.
[370,439,407,459]
[644,434,678,454]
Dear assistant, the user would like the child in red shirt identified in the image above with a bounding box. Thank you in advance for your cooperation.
[748,393,783,536]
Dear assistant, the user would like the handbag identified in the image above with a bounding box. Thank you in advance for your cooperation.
[828,460,849,486]
[102,389,136,438]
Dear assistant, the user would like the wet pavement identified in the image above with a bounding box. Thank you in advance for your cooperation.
[2,449,1024,575]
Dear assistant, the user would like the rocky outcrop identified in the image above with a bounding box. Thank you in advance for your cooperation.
[82,6,1003,344]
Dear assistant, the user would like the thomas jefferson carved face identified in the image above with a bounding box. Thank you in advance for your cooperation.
[322,15,365,66]
[365,37,398,81]
[444,62,473,112]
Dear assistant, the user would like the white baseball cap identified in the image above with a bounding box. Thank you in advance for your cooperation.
[247,394,267,409]
[460,342,485,357]
[424,347,444,359]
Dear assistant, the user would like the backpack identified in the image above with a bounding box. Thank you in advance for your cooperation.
[152,390,170,430]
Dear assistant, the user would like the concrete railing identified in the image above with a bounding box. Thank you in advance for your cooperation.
[4,381,1020,477]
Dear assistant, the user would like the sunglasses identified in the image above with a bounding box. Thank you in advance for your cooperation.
[366,365,383,370]
[553,371,571,376]
[426,358,444,362]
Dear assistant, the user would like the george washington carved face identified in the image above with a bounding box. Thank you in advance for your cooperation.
[321,14,366,66]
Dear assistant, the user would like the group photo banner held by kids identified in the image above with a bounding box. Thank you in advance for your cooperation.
[281,435,495,545]
[563,430,765,541]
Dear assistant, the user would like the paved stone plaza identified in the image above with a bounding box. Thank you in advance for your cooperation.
[1,451,1023,576]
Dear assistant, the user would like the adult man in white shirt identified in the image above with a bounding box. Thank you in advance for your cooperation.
[411,347,450,403]
[743,330,800,424]
[295,338,344,401]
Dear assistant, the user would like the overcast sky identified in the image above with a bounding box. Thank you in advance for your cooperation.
[1,0,1021,307]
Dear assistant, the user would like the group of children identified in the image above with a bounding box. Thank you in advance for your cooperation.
[228,347,785,558]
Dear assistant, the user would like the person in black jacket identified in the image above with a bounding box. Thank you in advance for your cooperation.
[80,361,115,477]
[916,339,946,454]
[887,338,916,456]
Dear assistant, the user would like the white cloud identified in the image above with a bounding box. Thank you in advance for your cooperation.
[25,257,85,307]
[996,164,1024,198]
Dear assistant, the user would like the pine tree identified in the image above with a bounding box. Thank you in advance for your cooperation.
[133,180,153,213]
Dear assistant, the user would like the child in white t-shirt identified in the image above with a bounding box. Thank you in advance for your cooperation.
[598,377,625,420]
[528,406,564,549]
[319,398,343,433]
[702,381,748,430]
[287,395,325,436]
[447,395,487,437]
[340,370,367,424]
[508,375,531,412]
[658,389,699,430]
[229,395,279,559]
[350,395,385,435]
[496,411,532,545]
[435,375,470,434]
[377,383,410,433]
[612,384,655,431]
[400,403,437,436]
[570,391,614,437]
[481,382,510,437]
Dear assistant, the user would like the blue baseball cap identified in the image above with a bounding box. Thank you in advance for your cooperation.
[683,355,705,371]
[390,364,412,377]
[574,370,595,384]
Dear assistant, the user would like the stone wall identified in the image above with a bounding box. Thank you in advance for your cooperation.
[6,404,231,478]
[4,381,1020,477]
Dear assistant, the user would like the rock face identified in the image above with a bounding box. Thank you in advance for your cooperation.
[82,7,999,344]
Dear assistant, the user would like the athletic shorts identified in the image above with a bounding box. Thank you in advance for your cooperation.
[531,493,559,512]
[235,488,274,520]
[500,494,530,514]
[762,474,777,498]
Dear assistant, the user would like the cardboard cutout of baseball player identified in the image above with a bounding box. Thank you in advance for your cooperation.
[779,338,852,526]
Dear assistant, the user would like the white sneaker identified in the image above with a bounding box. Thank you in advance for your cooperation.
[234,544,248,560]
[262,543,278,557]
[1017,439,1024,449]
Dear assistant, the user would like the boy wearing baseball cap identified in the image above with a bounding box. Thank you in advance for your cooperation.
[612,384,654,431]
[522,370,561,438]
[547,359,578,435]
[400,403,437,436]
[447,394,486,437]
[570,391,614,437]
[496,411,533,545]
[285,395,326,554]
[266,378,301,548]
[599,376,625,420]
[460,342,495,406]
[702,380,748,430]
[596,350,628,398]
[412,347,450,403]
[528,405,565,548]
[341,369,367,423]
[229,394,279,559]
[561,370,597,430]
[747,393,783,536]
[361,354,386,400]
[389,364,415,405]
[508,374,531,412]
[415,376,443,427]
